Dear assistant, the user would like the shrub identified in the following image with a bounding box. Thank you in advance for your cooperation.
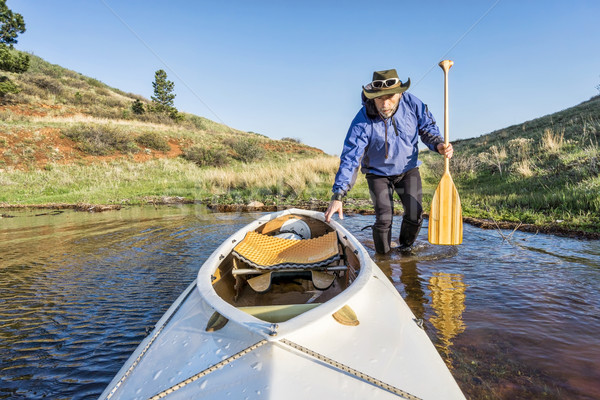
[281,137,302,143]
[182,146,229,167]
[102,95,124,108]
[64,77,88,89]
[86,77,103,88]
[95,87,110,96]
[24,74,62,95]
[63,124,138,155]
[226,137,265,163]
[0,46,29,73]
[135,132,170,152]
[0,76,19,99]
[131,99,145,114]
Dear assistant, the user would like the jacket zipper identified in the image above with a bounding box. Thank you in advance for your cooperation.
[381,116,399,159]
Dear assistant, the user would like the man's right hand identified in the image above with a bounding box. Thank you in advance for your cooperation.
[324,200,343,222]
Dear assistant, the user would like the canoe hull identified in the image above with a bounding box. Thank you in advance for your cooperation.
[99,209,465,400]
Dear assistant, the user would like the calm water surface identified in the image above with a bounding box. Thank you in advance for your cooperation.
[0,206,599,399]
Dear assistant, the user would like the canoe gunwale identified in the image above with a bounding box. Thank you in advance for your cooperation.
[196,208,373,339]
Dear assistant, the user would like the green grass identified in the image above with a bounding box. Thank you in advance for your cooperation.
[420,95,600,233]
[0,157,345,206]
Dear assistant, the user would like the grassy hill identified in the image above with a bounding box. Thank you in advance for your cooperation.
[420,95,600,234]
[0,52,338,207]
[1,50,598,236]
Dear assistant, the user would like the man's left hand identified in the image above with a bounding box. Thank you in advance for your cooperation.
[437,143,454,159]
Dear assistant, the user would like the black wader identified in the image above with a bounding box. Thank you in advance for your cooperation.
[366,167,423,254]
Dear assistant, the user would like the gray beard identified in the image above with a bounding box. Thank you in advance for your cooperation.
[378,105,398,119]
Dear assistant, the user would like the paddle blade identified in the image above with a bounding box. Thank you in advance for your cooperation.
[428,172,463,245]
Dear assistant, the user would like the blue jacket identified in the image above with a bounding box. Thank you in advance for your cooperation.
[332,92,444,194]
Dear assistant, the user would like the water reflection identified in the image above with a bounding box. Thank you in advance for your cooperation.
[399,260,427,321]
[375,255,428,321]
[374,247,466,361]
[340,214,600,399]
[1,209,600,400]
[428,272,467,365]
[0,206,259,400]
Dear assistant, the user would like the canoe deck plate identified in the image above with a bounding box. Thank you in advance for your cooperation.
[110,329,421,400]
[147,339,269,400]
[280,339,421,400]
[139,338,421,400]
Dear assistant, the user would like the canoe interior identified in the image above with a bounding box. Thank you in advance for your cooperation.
[212,214,361,322]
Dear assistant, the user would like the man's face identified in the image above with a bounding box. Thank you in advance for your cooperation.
[374,93,401,118]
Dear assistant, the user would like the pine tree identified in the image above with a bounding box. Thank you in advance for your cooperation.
[0,0,26,47]
[0,0,29,99]
[151,69,176,115]
[131,99,145,114]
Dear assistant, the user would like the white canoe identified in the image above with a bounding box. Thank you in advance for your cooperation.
[99,209,465,400]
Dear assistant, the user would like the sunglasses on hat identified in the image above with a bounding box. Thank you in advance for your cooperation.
[370,78,400,89]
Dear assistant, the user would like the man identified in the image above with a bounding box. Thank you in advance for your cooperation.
[324,69,454,254]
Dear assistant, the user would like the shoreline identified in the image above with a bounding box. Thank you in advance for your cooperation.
[1,199,598,240]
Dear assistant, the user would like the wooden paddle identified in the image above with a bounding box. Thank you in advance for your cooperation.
[428,60,463,245]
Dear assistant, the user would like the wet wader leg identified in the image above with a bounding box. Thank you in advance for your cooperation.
[394,168,423,247]
[367,174,394,254]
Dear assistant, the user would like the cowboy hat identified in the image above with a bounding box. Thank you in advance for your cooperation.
[362,69,410,99]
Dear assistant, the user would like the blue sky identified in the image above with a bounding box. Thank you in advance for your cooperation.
[12,0,600,155]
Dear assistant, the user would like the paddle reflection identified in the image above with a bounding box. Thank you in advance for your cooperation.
[365,239,466,366]
[428,272,467,365]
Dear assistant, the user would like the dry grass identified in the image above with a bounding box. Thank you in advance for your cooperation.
[0,155,341,204]
[512,159,534,178]
[197,156,339,195]
[30,114,187,132]
[541,127,564,153]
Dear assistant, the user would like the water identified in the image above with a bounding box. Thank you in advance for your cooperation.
[1,206,599,399]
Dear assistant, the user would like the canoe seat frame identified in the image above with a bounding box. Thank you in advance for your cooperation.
[230,216,347,299]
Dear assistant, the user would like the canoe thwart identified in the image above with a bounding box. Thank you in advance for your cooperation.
[232,266,348,276]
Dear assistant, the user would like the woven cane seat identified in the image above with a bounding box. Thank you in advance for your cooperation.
[233,230,340,270]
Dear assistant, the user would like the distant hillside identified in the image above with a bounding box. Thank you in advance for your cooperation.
[420,95,600,234]
[0,51,340,207]
[0,51,324,171]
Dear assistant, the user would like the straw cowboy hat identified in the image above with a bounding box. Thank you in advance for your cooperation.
[362,69,411,99]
